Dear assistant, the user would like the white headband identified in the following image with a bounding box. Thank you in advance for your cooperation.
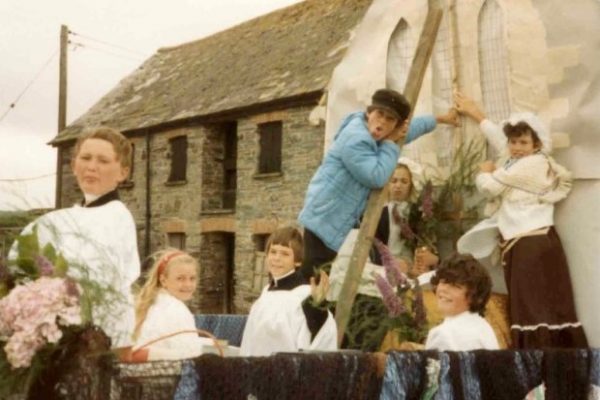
[397,156,424,201]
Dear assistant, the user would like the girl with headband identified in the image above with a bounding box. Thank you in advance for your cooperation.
[131,249,214,361]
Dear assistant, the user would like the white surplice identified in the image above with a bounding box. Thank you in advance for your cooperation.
[10,199,140,348]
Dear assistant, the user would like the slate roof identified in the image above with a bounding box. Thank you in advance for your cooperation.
[54,0,373,143]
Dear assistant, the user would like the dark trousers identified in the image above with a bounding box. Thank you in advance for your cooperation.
[300,228,338,282]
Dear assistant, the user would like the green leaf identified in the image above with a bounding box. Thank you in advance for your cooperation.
[53,253,69,277]
[15,257,38,279]
[15,226,40,261]
[14,227,42,279]
[42,242,57,263]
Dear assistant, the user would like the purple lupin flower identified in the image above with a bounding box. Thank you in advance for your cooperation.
[421,181,434,219]
[35,255,54,276]
[399,218,416,241]
[375,275,405,317]
[373,238,406,287]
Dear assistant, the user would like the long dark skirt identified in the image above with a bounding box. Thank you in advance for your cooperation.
[503,227,587,348]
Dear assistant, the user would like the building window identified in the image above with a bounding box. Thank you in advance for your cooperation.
[168,136,187,182]
[167,232,186,250]
[257,121,282,174]
[252,233,270,293]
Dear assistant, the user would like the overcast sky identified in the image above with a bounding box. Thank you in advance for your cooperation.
[0,0,302,210]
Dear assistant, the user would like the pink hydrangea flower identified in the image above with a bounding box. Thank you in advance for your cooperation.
[0,276,81,369]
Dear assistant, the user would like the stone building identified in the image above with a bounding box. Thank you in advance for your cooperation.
[51,0,373,313]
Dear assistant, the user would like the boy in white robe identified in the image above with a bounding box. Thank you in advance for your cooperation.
[425,253,499,351]
[240,227,338,356]
[9,127,140,355]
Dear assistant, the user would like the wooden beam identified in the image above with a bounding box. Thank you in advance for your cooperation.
[334,1,444,346]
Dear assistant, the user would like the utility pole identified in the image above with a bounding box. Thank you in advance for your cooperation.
[55,24,68,208]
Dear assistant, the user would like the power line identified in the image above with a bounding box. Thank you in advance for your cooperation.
[0,173,56,182]
[70,40,146,63]
[69,30,149,58]
[0,49,59,124]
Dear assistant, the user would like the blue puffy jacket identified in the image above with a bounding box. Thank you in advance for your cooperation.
[298,111,436,251]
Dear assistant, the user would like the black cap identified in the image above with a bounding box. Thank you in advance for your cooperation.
[368,89,411,121]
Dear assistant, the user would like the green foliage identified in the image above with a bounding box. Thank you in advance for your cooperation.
[342,294,390,351]
[0,210,35,227]
[418,139,488,247]
[387,285,428,344]
[52,252,69,278]
[12,226,41,280]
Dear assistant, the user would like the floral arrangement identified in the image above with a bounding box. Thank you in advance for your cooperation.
[0,227,111,397]
[373,239,428,344]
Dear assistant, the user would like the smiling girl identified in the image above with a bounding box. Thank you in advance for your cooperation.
[131,249,214,361]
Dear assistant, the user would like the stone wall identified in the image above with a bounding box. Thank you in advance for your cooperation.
[146,126,204,256]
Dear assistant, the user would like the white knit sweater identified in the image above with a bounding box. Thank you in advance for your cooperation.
[476,119,571,240]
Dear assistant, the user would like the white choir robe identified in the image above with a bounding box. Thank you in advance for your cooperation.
[240,284,338,356]
[9,199,140,348]
[133,290,214,360]
[425,311,499,351]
